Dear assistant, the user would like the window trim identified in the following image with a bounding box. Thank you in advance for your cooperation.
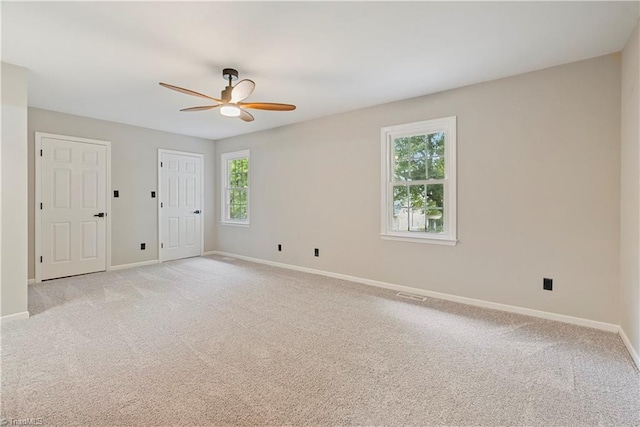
[380,116,457,245]
[221,149,250,226]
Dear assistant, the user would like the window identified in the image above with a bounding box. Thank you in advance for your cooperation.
[381,116,457,245]
[221,150,250,225]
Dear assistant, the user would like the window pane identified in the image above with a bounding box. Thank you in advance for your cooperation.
[394,159,410,181]
[392,185,408,231]
[393,185,408,213]
[229,158,249,188]
[409,206,425,231]
[409,185,426,231]
[410,135,427,180]
[233,204,247,220]
[427,132,445,179]
[426,184,444,233]
[394,135,428,181]
[230,205,247,220]
[229,189,247,220]
[230,202,247,220]
[394,137,410,159]
[230,190,246,205]
[409,184,426,209]
[393,136,411,181]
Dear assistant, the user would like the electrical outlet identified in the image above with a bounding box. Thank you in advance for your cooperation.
[543,278,553,291]
[151,191,156,198]
[314,248,319,257]
[114,190,119,198]
[141,243,146,250]
[278,244,282,252]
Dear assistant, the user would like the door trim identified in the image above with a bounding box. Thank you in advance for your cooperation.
[35,132,112,283]
[157,149,205,263]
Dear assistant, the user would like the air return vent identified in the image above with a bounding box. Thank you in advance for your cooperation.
[396,292,427,302]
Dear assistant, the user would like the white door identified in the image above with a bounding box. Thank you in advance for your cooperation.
[160,151,202,261]
[40,136,107,280]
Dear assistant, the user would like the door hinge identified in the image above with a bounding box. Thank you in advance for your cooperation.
[40,149,43,157]
[40,256,43,263]
[40,202,43,210]
[161,243,164,249]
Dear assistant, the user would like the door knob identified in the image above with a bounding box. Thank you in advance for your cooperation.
[93,212,105,218]
[193,210,201,214]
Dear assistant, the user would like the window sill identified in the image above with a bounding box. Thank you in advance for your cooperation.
[381,233,457,246]
[221,221,250,228]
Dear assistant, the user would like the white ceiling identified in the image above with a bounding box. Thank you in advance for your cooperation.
[2,1,638,140]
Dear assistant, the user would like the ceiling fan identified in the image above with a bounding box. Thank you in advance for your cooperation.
[159,68,296,122]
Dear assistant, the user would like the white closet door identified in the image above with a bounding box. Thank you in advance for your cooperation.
[160,152,202,261]
[40,137,107,280]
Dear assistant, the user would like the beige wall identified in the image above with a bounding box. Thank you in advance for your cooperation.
[215,54,622,324]
[621,20,640,357]
[28,108,216,277]
[1,63,29,318]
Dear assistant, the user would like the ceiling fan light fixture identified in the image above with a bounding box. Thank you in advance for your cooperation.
[220,104,241,117]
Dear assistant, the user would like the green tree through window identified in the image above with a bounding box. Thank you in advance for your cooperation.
[222,150,250,224]
[228,158,248,220]
[392,132,445,232]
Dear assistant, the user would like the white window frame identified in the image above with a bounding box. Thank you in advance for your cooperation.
[380,116,457,245]
[221,149,250,226]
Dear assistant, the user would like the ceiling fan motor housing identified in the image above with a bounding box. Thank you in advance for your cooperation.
[220,86,233,102]
[222,68,238,81]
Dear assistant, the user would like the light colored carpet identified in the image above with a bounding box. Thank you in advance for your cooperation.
[1,255,638,426]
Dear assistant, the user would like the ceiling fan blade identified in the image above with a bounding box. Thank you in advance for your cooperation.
[239,102,296,111]
[180,105,220,112]
[239,109,254,122]
[230,79,256,103]
[159,82,222,103]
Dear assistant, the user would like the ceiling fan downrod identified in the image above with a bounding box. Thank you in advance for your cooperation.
[221,68,238,101]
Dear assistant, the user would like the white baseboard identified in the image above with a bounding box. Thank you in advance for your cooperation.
[110,260,159,271]
[1,311,30,324]
[619,327,640,370]
[211,251,619,333]
[202,251,217,256]
[29,260,161,280]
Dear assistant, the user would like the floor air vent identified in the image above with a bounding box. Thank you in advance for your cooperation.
[396,292,427,302]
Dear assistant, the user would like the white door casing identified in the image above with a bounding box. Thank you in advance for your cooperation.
[35,133,111,281]
[158,150,203,262]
